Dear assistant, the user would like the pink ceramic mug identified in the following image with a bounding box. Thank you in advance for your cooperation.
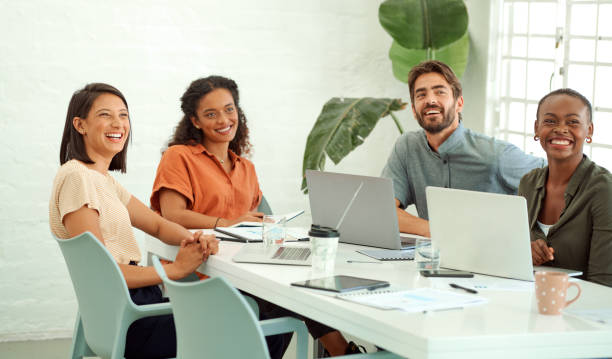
[535,271,581,315]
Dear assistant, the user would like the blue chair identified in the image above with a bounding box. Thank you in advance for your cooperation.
[54,231,174,359]
[152,255,308,358]
[258,195,273,215]
[152,255,403,359]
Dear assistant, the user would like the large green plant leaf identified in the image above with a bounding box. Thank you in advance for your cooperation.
[379,0,468,50]
[390,31,470,83]
[301,98,406,191]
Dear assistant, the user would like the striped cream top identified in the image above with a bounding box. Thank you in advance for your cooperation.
[49,159,141,264]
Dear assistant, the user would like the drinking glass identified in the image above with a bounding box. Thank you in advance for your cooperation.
[262,215,286,246]
[415,238,440,271]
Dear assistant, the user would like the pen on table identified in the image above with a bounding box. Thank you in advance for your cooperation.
[346,260,382,264]
[449,283,478,294]
[422,307,463,314]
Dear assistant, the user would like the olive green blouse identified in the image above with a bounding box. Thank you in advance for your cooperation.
[518,156,612,287]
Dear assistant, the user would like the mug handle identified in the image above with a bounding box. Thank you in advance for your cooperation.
[564,282,581,308]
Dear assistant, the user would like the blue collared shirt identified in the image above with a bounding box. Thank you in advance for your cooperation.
[382,122,546,219]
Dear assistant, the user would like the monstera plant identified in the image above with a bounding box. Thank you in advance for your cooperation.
[301,0,469,191]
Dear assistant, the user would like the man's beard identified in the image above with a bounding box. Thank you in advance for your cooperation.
[415,102,457,134]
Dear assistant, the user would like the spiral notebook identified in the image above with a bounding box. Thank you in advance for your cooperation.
[337,287,487,312]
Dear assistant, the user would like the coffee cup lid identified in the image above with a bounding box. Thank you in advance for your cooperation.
[309,224,339,237]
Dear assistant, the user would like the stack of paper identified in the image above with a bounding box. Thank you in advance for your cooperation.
[564,308,612,326]
[230,210,305,227]
[214,210,306,242]
[337,287,487,312]
[215,227,309,242]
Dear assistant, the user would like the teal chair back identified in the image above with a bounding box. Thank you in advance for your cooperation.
[152,256,271,359]
[54,231,171,359]
[258,195,273,215]
[151,255,403,359]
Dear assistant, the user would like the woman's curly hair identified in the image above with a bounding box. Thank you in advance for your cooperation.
[167,76,251,156]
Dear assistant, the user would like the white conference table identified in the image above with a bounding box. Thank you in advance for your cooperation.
[144,236,612,359]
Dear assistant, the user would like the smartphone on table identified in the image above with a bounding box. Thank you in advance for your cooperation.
[420,270,474,278]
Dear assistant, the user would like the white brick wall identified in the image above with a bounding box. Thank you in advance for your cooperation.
[0,0,417,340]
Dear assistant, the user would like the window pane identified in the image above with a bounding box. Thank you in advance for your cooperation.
[598,4,612,37]
[583,143,592,158]
[499,102,508,130]
[567,64,594,100]
[569,39,595,62]
[527,61,554,100]
[513,2,528,34]
[512,36,527,57]
[510,60,527,98]
[525,136,546,158]
[503,2,512,34]
[529,2,557,35]
[569,4,597,36]
[593,111,612,146]
[526,103,538,126]
[591,146,612,172]
[508,102,526,132]
[507,133,526,149]
[597,40,612,64]
[524,103,544,156]
[528,37,556,59]
[501,59,511,97]
[502,34,510,56]
[594,66,612,108]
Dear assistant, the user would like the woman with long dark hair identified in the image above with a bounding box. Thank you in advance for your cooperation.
[50,83,219,358]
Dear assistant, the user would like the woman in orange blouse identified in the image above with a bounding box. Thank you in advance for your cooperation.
[151,76,364,357]
[151,76,263,228]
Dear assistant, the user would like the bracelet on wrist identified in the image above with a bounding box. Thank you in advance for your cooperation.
[214,217,221,228]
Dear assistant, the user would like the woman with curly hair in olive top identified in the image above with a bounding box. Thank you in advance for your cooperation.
[519,88,612,287]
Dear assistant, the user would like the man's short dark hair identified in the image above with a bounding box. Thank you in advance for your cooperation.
[407,60,463,105]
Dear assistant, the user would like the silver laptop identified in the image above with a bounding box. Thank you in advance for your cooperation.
[232,243,311,266]
[306,170,414,250]
[426,186,536,281]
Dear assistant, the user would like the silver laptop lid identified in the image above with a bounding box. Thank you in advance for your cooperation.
[426,186,535,281]
[306,170,402,249]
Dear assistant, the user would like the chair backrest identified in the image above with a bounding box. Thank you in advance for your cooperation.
[54,231,133,358]
[152,256,270,359]
[257,195,273,215]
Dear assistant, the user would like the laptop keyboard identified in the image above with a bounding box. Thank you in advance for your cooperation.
[273,247,311,261]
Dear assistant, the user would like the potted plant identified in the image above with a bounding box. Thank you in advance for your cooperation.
[301,0,469,191]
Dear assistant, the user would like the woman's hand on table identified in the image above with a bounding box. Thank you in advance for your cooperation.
[531,239,555,265]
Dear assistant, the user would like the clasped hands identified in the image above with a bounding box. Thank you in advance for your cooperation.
[174,231,219,276]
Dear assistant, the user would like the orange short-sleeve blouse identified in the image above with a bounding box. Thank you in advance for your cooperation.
[150,144,262,220]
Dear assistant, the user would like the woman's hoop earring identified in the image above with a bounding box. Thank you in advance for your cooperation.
[586,136,592,143]
[534,135,539,141]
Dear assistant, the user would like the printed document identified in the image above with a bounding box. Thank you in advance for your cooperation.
[337,288,487,312]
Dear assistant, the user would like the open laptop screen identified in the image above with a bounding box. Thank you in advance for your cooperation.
[306,170,403,250]
[426,186,535,281]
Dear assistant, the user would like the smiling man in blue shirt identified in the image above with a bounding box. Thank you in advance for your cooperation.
[382,60,545,237]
